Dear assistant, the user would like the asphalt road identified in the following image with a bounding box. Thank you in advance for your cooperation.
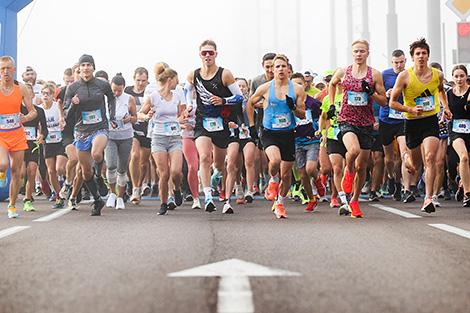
[1,195,469,313]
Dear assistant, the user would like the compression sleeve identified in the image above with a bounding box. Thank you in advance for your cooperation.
[184,82,194,108]
[105,82,116,121]
[223,82,244,105]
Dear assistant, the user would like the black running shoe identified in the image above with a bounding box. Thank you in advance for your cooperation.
[185,194,193,202]
[174,189,183,206]
[403,190,416,203]
[91,199,104,216]
[96,176,108,197]
[368,191,380,202]
[456,186,464,202]
[387,178,396,195]
[158,203,168,215]
[463,193,470,207]
[444,189,451,201]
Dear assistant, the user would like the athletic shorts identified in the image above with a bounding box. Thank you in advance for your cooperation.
[404,115,439,149]
[239,138,255,152]
[338,122,373,150]
[74,130,108,152]
[0,127,28,152]
[24,141,39,164]
[261,128,295,162]
[379,121,404,146]
[450,131,470,151]
[327,138,346,158]
[194,124,230,150]
[151,134,182,153]
[295,142,320,169]
[134,133,151,149]
[44,142,67,159]
[371,134,384,153]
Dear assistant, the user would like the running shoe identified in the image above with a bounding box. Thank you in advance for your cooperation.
[158,203,168,215]
[330,197,340,208]
[304,197,318,212]
[130,188,141,205]
[205,198,216,213]
[318,196,329,203]
[420,197,435,214]
[244,191,254,203]
[272,203,287,219]
[222,202,234,214]
[116,197,125,210]
[431,195,441,208]
[265,181,279,201]
[96,176,108,197]
[444,189,451,201]
[7,205,19,219]
[23,200,36,212]
[368,191,380,202]
[403,190,416,203]
[49,191,57,202]
[82,188,91,201]
[291,183,302,201]
[52,198,65,209]
[59,183,72,200]
[455,185,464,202]
[386,178,396,195]
[192,198,201,210]
[151,184,159,197]
[341,170,354,194]
[463,193,470,207]
[35,185,43,196]
[185,194,193,202]
[168,196,176,210]
[253,185,260,196]
[314,178,326,197]
[91,199,105,216]
[393,184,402,201]
[0,171,7,188]
[174,189,183,206]
[338,203,350,216]
[106,193,117,208]
[349,200,363,218]
[141,184,151,197]
[68,198,78,210]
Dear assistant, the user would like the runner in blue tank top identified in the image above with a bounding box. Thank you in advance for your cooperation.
[247,54,306,219]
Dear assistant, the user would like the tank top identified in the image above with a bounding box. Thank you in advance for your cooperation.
[125,86,147,137]
[109,93,134,140]
[150,88,185,136]
[0,84,22,132]
[448,87,470,134]
[403,67,440,120]
[43,101,63,143]
[263,80,296,131]
[338,65,375,127]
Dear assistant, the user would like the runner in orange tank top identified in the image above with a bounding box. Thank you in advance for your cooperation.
[0,56,37,218]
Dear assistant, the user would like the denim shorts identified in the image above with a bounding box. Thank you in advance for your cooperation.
[151,134,182,153]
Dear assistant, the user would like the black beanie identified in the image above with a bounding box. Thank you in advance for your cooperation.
[78,54,95,68]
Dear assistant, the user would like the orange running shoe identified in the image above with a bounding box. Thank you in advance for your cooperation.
[348,200,363,218]
[304,197,318,212]
[265,181,279,201]
[314,177,326,197]
[341,170,354,194]
[330,196,340,208]
[272,203,287,218]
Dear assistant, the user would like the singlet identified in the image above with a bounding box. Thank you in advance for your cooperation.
[448,87,470,134]
[338,65,375,127]
[109,93,134,140]
[43,102,63,144]
[150,88,185,136]
[0,84,23,132]
[262,80,296,131]
[22,104,48,142]
[379,68,405,124]
[295,95,321,146]
[403,67,440,120]
[320,92,343,140]
[126,85,148,138]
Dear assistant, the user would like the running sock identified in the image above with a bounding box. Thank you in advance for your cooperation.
[84,177,101,201]
[203,187,212,201]
[338,191,348,204]
[276,195,286,205]
[270,175,280,183]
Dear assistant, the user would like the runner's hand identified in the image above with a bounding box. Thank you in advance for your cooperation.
[248,126,258,141]
[19,113,27,124]
[443,107,452,120]
[228,121,238,129]
[326,105,336,120]
[361,80,375,96]
[286,95,296,111]
[72,95,80,105]
[410,106,423,116]
[122,114,131,124]
[210,96,224,106]
[110,119,118,129]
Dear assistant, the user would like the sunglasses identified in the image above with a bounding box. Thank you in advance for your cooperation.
[41,91,51,96]
[200,50,215,57]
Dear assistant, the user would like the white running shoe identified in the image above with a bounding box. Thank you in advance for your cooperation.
[130,188,141,204]
[106,193,117,208]
[432,195,441,208]
[116,197,125,210]
[192,198,201,210]
[222,202,234,214]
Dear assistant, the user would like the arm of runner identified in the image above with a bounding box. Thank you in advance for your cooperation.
[438,71,452,120]
[127,96,137,124]
[246,82,268,127]
[328,68,343,106]
[293,85,306,119]
[390,71,420,115]
[222,82,244,105]
[185,71,195,109]
[371,70,388,106]
[20,83,37,123]
[138,95,154,121]
[105,82,116,123]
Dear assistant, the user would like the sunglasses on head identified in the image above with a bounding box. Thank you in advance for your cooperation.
[200,50,215,56]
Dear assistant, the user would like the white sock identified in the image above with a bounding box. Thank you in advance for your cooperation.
[270,175,279,183]
[276,195,285,205]
[203,187,212,200]
[338,191,348,204]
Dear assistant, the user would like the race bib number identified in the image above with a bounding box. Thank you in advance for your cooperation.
[238,127,250,140]
[82,109,103,125]
[203,117,224,132]
[388,107,405,120]
[46,130,62,143]
[164,122,181,136]
[452,119,470,134]
[0,113,21,130]
[24,127,36,140]
[415,96,435,112]
[347,91,368,106]
[272,113,291,129]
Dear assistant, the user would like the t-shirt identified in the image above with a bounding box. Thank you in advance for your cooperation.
[379,68,405,124]
[150,87,185,136]
[320,93,343,140]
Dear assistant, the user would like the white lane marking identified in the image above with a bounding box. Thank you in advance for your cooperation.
[429,223,470,240]
[0,226,31,239]
[33,208,72,222]
[218,276,254,313]
[370,204,422,219]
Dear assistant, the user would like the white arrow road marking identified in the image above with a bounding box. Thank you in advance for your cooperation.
[33,208,72,222]
[0,226,30,239]
[429,223,470,240]
[168,258,301,313]
[370,204,422,219]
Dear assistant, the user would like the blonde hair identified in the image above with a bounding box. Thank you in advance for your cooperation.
[199,39,217,50]
[273,54,289,64]
[0,56,15,67]
[154,63,177,84]
[41,83,55,95]
[351,39,369,50]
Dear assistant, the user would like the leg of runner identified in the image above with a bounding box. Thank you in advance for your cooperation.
[182,138,200,209]
[196,136,218,212]
[169,150,183,208]
[369,151,384,202]
[105,140,119,208]
[432,139,447,207]
[24,160,38,211]
[223,141,239,214]
[265,146,285,218]
[302,158,320,212]
[242,141,256,202]
[62,144,78,199]
[45,156,65,209]
[329,153,347,209]
[129,139,142,203]
[153,151,169,215]
[265,145,281,202]
[7,150,25,217]
[421,137,439,212]
[452,139,470,206]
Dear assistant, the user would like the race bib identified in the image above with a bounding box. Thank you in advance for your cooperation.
[272,113,291,129]
[203,117,224,132]
[333,126,340,140]
[388,107,405,120]
[24,127,36,140]
[46,130,62,143]
[0,113,21,130]
[415,96,435,112]
[82,109,103,125]
[347,91,368,106]
[452,119,470,134]
[164,122,181,136]
[238,127,250,140]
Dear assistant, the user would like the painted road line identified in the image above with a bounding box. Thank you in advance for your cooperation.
[429,224,470,240]
[370,204,422,219]
[0,226,31,239]
[169,258,301,313]
[33,208,72,222]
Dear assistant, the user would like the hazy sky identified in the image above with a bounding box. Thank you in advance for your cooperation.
[16,0,464,85]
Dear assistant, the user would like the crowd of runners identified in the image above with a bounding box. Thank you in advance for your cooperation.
[1,37,470,219]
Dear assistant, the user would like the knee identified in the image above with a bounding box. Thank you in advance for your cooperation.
[92,151,103,162]
[107,168,117,184]
[425,152,436,165]
[159,169,169,181]
[460,154,469,164]
[347,147,360,159]
[280,171,291,182]
[356,162,368,173]
[117,172,128,187]
[226,159,238,173]
[269,157,281,169]
[82,168,93,181]
[199,153,212,166]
